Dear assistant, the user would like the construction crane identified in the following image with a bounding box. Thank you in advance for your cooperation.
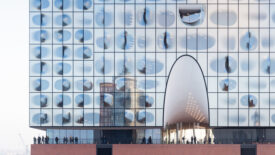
[18,133,30,155]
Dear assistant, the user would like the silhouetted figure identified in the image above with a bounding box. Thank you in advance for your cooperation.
[38,136,41,144]
[194,136,197,144]
[148,136,152,144]
[65,137,68,144]
[75,137,78,144]
[204,136,206,144]
[191,136,194,144]
[63,137,66,144]
[55,137,59,144]
[208,137,212,144]
[45,136,49,144]
[33,137,37,144]
[171,139,174,144]
[186,140,190,144]
[70,137,74,144]
[182,136,185,144]
[42,136,45,144]
[142,137,146,144]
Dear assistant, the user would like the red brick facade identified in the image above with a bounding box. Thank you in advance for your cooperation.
[112,144,241,155]
[31,144,97,155]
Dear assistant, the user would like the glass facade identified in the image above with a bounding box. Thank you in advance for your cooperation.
[30,0,275,127]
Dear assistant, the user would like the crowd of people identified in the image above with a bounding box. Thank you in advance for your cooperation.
[33,136,79,144]
[181,136,213,144]
[34,135,213,145]
[33,136,49,144]
[166,136,214,144]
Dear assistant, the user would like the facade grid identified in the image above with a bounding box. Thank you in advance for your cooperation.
[30,0,275,127]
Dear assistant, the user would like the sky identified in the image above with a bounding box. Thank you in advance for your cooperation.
[0,1,43,154]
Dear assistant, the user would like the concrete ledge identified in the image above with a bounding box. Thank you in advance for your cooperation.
[31,144,97,155]
[113,144,241,155]
[257,144,275,155]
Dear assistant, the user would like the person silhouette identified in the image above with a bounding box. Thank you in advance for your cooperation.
[45,136,49,144]
[42,136,45,144]
[55,137,59,144]
[33,137,37,144]
[182,136,185,144]
[38,136,41,144]
[142,137,146,144]
[148,136,152,144]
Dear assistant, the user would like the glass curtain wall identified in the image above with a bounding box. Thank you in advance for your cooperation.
[30,0,275,127]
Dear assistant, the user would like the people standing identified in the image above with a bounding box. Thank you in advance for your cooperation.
[63,137,66,144]
[182,136,185,144]
[42,136,45,144]
[194,136,197,144]
[70,136,74,144]
[142,137,146,144]
[38,136,41,144]
[65,137,68,144]
[55,137,59,144]
[33,137,37,144]
[191,136,194,144]
[148,136,152,144]
[208,136,212,144]
[45,136,49,144]
[75,137,78,144]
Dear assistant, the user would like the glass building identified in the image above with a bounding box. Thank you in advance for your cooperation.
[30,0,275,144]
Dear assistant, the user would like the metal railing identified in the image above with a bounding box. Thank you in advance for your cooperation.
[34,138,162,145]
[34,138,275,145]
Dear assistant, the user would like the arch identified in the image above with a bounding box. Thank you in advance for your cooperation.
[163,55,209,128]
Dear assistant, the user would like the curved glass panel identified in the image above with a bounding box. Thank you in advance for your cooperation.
[55,14,72,26]
[32,0,50,10]
[76,0,92,10]
[55,79,71,91]
[136,7,154,26]
[241,95,258,108]
[75,46,92,59]
[33,79,49,91]
[32,14,49,26]
[75,30,92,43]
[54,30,71,42]
[75,94,91,107]
[33,30,49,43]
[54,46,71,58]
[54,94,71,108]
[54,0,71,10]
[179,5,205,25]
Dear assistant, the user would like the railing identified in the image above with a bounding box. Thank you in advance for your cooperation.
[34,138,275,145]
[34,138,162,145]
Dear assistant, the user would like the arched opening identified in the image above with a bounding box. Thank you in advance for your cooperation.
[163,55,212,144]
